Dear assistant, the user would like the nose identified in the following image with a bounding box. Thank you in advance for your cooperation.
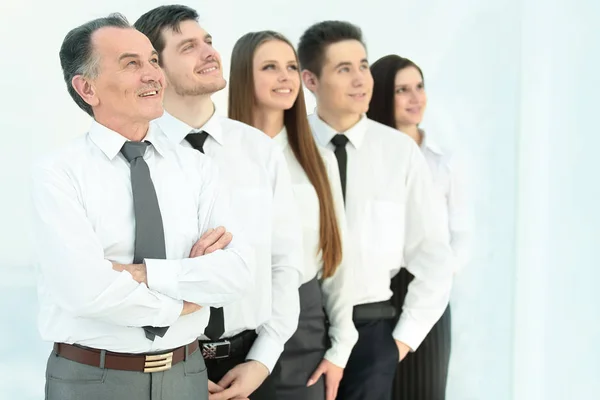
[141,61,163,84]
[352,70,366,87]
[277,69,290,82]
[408,89,420,103]
[200,43,218,62]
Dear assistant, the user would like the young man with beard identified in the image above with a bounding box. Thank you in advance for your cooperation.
[135,6,303,400]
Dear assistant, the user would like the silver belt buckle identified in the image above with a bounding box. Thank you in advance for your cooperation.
[201,340,231,359]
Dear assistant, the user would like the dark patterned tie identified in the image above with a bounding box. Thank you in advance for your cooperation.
[185,131,225,340]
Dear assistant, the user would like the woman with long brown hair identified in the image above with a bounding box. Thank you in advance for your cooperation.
[228,31,358,400]
[368,54,473,400]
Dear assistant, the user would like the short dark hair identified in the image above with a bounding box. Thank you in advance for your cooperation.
[367,55,424,128]
[59,13,130,117]
[134,5,198,61]
[297,20,365,77]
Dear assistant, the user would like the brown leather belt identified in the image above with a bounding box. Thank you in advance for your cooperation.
[53,340,199,373]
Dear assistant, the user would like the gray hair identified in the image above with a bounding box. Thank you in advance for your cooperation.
[59,13,131,116]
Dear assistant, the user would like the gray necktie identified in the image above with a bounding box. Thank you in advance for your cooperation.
[121,141,169,341]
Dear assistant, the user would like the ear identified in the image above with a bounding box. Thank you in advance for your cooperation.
[72,75,99,108]
[301,69,318,93]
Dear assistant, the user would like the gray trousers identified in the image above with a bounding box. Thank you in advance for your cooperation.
[45,345,208,400]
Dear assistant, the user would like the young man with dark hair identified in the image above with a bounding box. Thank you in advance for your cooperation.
[298,20,454,400]
[135,6,303,400]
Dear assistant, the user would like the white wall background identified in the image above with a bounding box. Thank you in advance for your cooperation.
[0,0,598,399]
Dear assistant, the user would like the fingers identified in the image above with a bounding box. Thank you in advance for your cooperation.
[205,232,233,254]
[307,363,325,387]
[190,227,227,257]
[209,386,241,400]
[111,262,125,272]
[217,368,239,389]
[208,380,224,394]
[180,301,203,316]
[325,373,341,400]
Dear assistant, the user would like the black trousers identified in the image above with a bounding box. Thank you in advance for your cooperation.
[274,277,327,400]
[391,268,452,400]
[336,318,399,400]
[205,336,277,400]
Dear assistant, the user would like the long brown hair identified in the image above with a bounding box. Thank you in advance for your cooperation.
[228,31,342,278]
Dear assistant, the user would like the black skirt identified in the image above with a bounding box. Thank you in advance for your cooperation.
[274,277,327,400]
[391,268,452,400]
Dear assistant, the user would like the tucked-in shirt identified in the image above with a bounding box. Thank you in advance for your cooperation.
[156,111,303,372]
[420,132,473,274]
[272,127,358,367]
[31,120,253,354]
[309,113,453,350]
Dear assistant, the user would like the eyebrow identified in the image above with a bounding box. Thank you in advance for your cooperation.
[118,52,140,62]
[261,59,297,64]
[118,50,158,62]
[333,58,369,69]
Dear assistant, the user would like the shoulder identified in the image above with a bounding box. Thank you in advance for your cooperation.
[365,118,417,148]
[32,135,90,178]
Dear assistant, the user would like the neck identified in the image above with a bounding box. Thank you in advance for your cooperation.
[397,123,422,145]
[253,108,285,138]
[163,90,215,129]
[316,105,361,133]
[95,114,149,142]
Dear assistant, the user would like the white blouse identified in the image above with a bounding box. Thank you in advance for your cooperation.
[420,131,473,274]
[272,127,359,368]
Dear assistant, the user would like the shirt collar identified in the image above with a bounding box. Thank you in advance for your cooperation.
[272,126,288,149]
[88,120,167,160]
[420,129,444,155]
[155,108,225,147]
[309,113,368,149]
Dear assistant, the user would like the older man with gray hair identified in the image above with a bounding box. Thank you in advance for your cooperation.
[32,13,253,400]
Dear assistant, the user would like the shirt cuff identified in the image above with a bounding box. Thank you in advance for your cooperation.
[245,332,284,373]
[153,296,184,327]
[392,313,433,351]
[324,342,355,368]
[144,258,181,300]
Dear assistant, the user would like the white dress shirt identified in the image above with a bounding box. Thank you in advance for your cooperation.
[156,111,303,372]
[420,132,473,274]
[31,121,253,354]
[272,127,358,368]
[309,113,453,351]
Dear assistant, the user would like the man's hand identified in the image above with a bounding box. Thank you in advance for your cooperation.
[181,301,202,316]
[190,226,233,258]
[208,380,225,396]
[307,358,344,400]
[111,262,147,285]
[395,340,411,362]
[209,360,269,400]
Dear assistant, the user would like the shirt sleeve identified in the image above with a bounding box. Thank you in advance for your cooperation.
[392,143,454,351]
[320,151,359,368]
[144,156,254,307]
[445,153,475,274]
[246,148,303,373]
[31,162,183,328]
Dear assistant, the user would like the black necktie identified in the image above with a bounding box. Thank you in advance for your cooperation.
[121,142,169,341]
[185,131,225,340]
[185,131,209,154]
[331,134,350,202]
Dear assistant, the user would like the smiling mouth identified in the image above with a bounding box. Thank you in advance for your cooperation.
[349,93,366,98]
[273,88,292,94]
[197,66,218,74]
[138,89,160,98]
